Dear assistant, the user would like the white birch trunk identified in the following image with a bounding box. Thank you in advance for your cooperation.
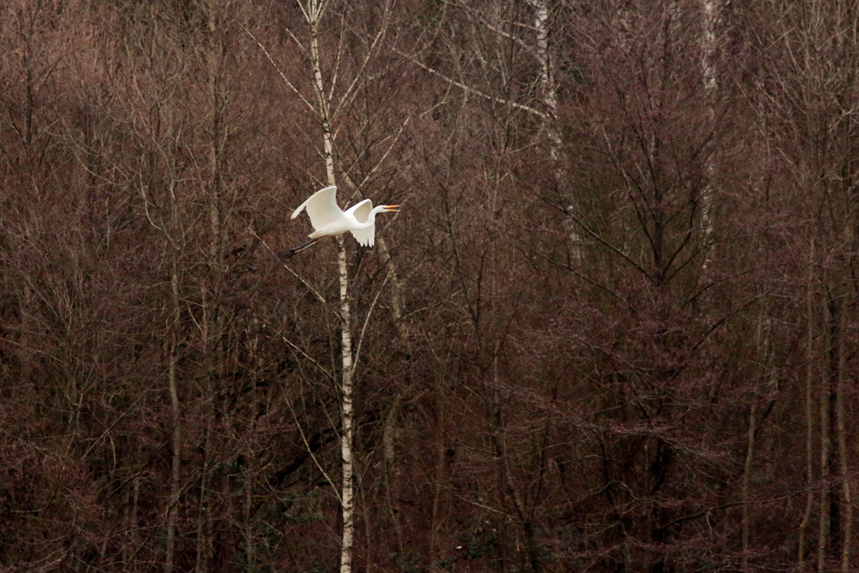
[530,0,584,260]
[700,0,718,268]
[306,3,355,571]
[335,230,355,573]
[531,0,559,157]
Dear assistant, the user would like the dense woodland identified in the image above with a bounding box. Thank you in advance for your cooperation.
[2,0,859,571]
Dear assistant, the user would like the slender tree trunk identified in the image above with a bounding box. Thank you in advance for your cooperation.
[826,295,843,564]
[530,0,584,259]
[306,3,355,571]
[430,367,447,562]
[377,236,408,559]
[837,120,855,573]
[699,0,718,266]
[382,393,404,557]
[489,356,542,573]
[244,328,263,572]
[742,399,756,572]
[835,306,851,572]
[818,293,832,573]
[531,0,559,164]
[165,254,182,573]
[336,231,356,573]
[377,237,408,343]
[799,239,816,567]
[196,8,225,568]
[743,307,773,569]
[195,286,214,573]
[126,448,142,571]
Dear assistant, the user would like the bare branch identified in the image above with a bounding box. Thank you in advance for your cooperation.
[394,46,547,119]
[353,271,392,376]
[241,24,316,113]
[247,224,328,304]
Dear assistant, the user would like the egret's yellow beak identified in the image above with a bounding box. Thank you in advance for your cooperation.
[385,205,400,212]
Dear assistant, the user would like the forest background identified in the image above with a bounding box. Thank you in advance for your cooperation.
[1,0,857,571]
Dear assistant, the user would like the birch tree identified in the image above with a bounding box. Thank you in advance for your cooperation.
[700,0,718,263]
[250,1,399,570]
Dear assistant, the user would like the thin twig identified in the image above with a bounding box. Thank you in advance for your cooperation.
[241,24,316,113]
[394,46,547,119]
[248,225,327,304]
[331,0,393,123]
[253,310,337,384]
[340,116,411,199]
[353,271,392,376]
[281,384,342,504]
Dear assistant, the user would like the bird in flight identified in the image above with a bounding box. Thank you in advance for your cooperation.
[283,185,399,258]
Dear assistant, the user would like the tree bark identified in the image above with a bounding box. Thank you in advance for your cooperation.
[799,239,815,567]
[164,253,182,573]
[306,3,355,571]
[818,294,832,573]
[530,0,584,259]
[195,7,226,568]
[742,399,756,572]
[835,304,851,572]
[699,0,718,265]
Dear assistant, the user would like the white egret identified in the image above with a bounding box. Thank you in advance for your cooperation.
[283,185,399,258]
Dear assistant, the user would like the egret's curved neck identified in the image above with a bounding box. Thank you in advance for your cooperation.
[358,206,388,228]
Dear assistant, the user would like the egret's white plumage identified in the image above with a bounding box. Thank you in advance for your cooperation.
[285,186,398,257]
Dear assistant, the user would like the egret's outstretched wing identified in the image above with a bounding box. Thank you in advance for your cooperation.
[350,199,373,223]
[291,186,341,230]
[349,199,375,247]
[350,224,376,247]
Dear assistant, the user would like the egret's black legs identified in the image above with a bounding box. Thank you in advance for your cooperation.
[281,238,321,259]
